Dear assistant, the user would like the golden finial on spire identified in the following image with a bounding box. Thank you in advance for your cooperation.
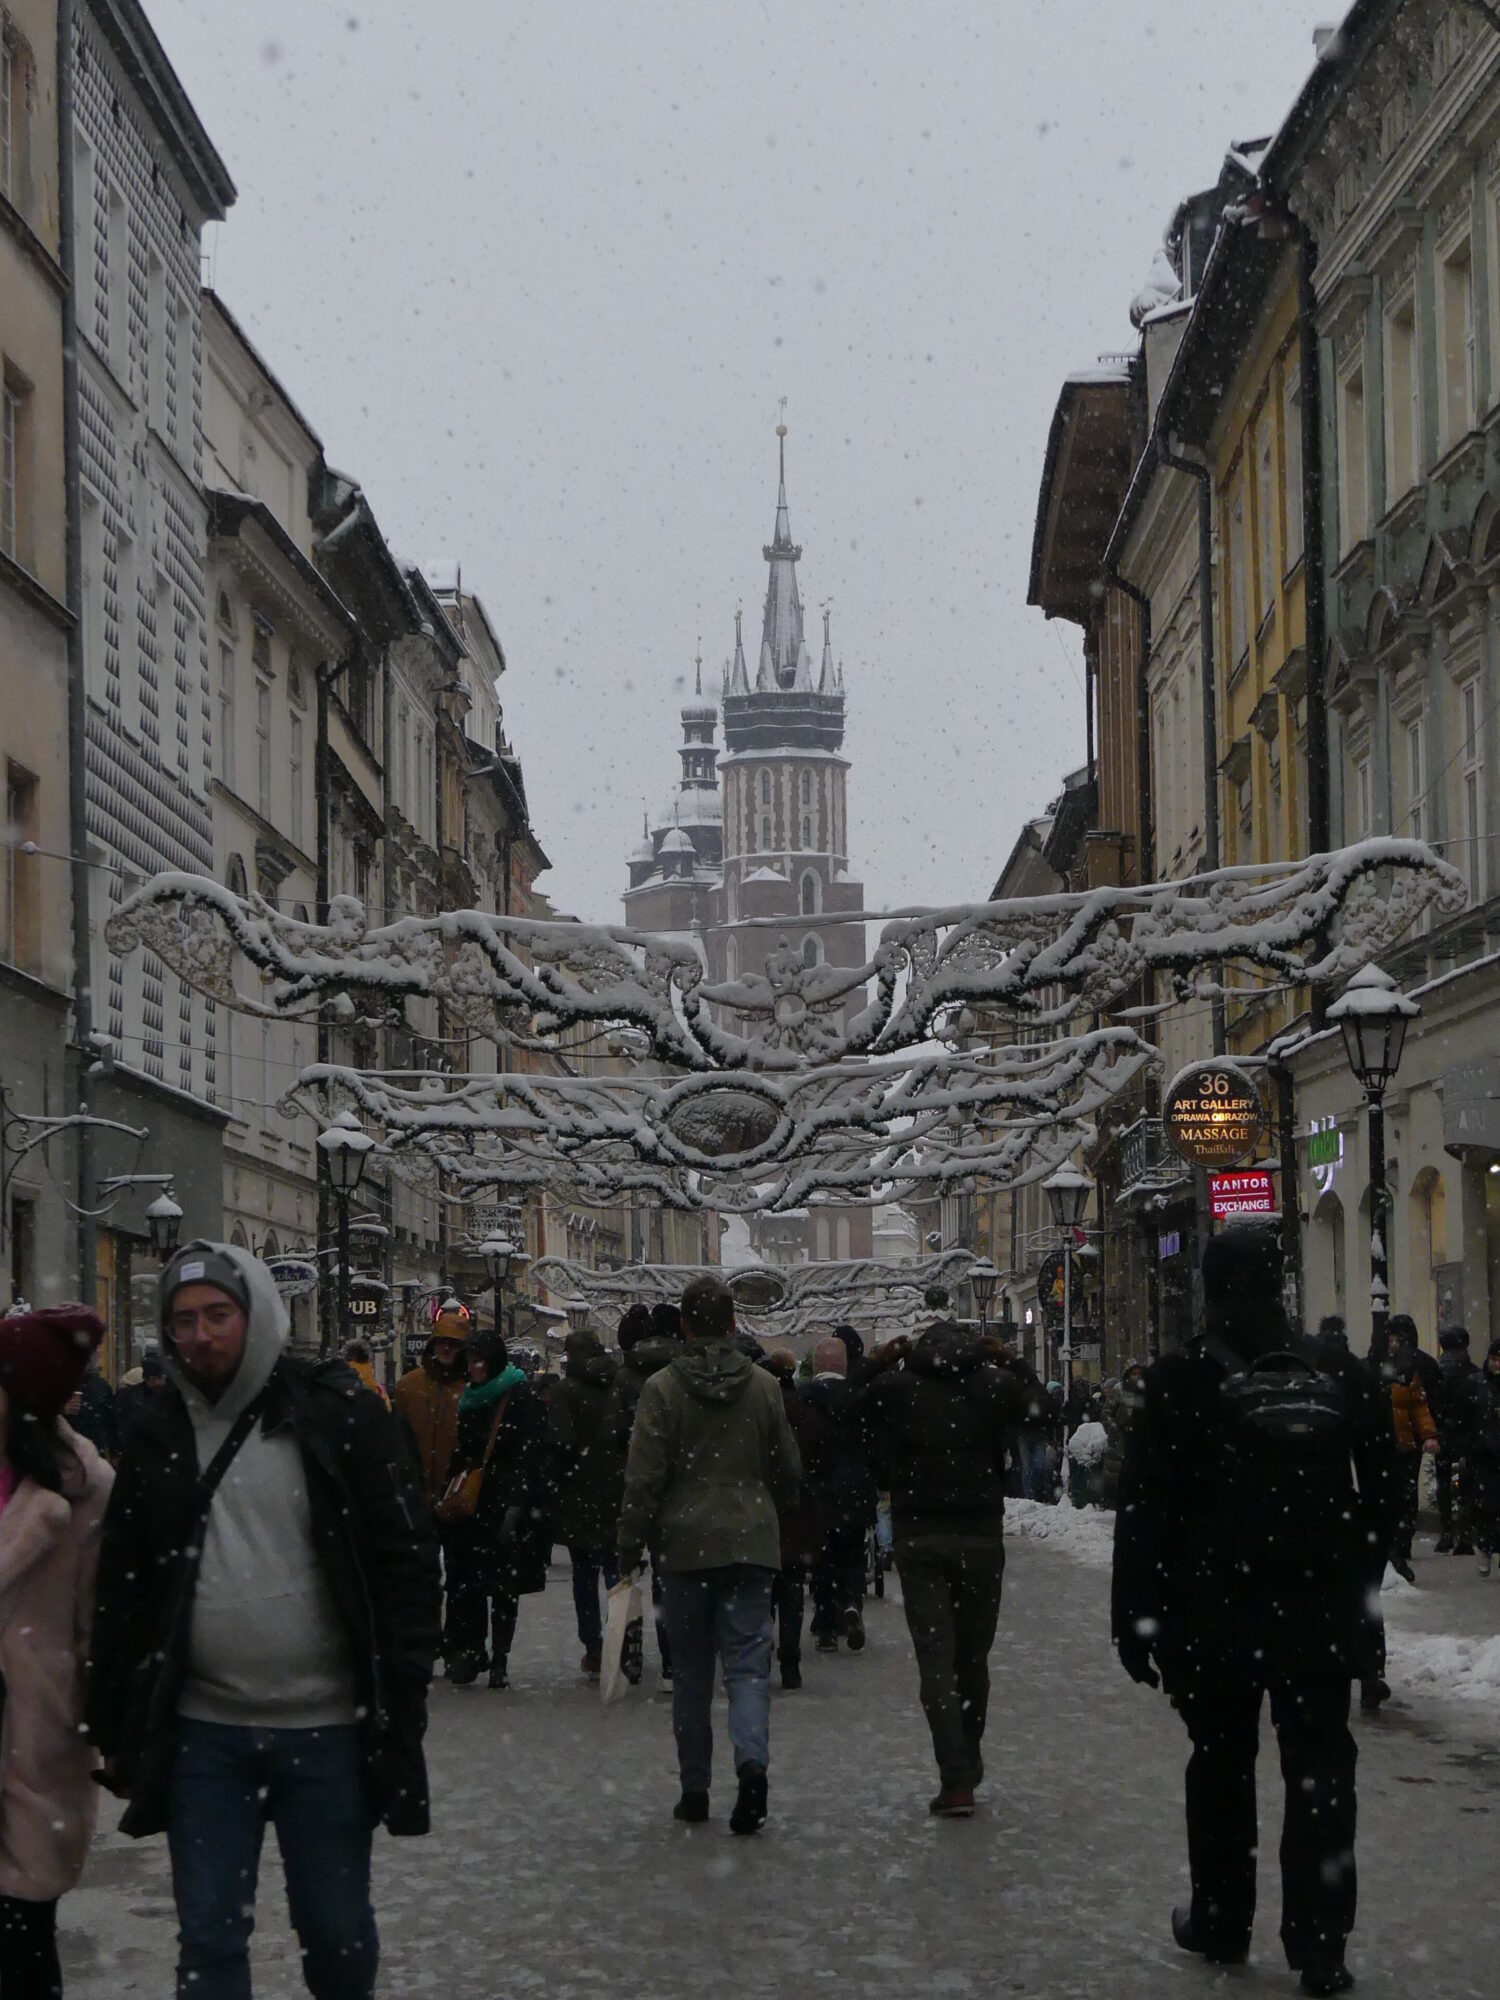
[776,395,788,440]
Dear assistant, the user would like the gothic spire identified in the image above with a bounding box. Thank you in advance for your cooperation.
[727,605,751,695]
[760,421,805,689]
[819,605,837,693]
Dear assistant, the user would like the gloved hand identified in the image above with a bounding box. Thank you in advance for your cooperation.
[1117,1636,1160,1689]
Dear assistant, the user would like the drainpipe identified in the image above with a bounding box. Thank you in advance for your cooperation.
[1297,222,1332,1036]
[1159,436,1226,1058]
[58,0,97,1312]
[1104,564,1154,886]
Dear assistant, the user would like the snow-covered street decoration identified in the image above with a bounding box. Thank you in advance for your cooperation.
[106,840,1464,1069]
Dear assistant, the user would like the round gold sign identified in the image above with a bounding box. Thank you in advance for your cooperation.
[1163,1060,1264,1170]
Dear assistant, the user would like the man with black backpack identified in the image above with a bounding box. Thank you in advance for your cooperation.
[1112,1224,1397,1999]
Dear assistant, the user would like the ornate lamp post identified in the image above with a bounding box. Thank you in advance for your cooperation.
[318,1113,374,1350]
[481,1235,529,1342]
[968,1256,999,1339]
[1328,965,1418,1358]
[1043,1165,1091,1404]
[145,1188,183,1261]
[563,1296,591,1335]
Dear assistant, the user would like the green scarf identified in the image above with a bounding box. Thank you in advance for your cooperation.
[459,1363,526,1414]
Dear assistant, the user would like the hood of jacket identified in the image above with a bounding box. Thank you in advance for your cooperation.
[908,1323,983,1380]
[672,1339,754,1406]
[625,1334,681,1383]
[163,1242,288,1454]
[565,1332,617,1387]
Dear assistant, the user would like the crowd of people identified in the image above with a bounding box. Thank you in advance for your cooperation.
[0,1229,1493,1998]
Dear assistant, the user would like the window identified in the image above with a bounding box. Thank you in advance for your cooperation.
[801,814,812,848]
[1459,677,1486,900]
[3,763,39,972]
[287,659,304,707]
[1,30,25,213]
[218,642,236,789]
[81,489,104,701]
[760,813,772,850]
[251,619,271,676]
[801,871,818,916]
[397,703,409,807]
[290,714,304,849]
[171,291,191,450]
[1268,733,1283,862]
[1384,295,1418,498]
[800,770,811,806]
[147,251,166,428]
[106,184,128,378]
[1338,361,1369,548]
[0,374,18,561]
[1406,716,1426,843]
[1354,753,1373,839]
[1255,414,1275,618]
[760,769,771,807]
[154,571,175,765]
[801,935,820,969]
[1440,240,1476,452]
[1283,370,1304,568]
[71,134,94,335]
[1228,486,1248,665]
[256,682,272,821]
[0,38,12,205]
[117,528,138,734]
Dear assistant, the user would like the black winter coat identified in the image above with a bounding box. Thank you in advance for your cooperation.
[86,1357,440,1840]
[605,1335,683,1450]
[799,1377,878,1534]
[548,1352,624,1549]
[1111,1331,1398,1689]
[857,1324,1044,1544]
[1435,1351,1479,1439]
[448,1381,554,1594]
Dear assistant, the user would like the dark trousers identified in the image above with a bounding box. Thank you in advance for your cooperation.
[811,1525,866,1634]
[436,1523,466,1659]
[166,1719,376,2000]
[773,1560,806,1666]
[1173,1674,1356,1966]
[1393,1452,1423,1563]
[0,1896,60,2000]
[895,1535,1006,1790]
[1436,1447,1470,1541]
[447,1545,519,1669]
[569,1545,620,1657]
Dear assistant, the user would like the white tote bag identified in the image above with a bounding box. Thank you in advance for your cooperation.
[600,1570,644,1704]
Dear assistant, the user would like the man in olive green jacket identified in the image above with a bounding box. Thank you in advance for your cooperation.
[617,1274,800,1835]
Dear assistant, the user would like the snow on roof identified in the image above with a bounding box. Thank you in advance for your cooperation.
[661,828,694,853]
[657,786,722,829]
[743,865,787,884]
[1063,364,1133,386]
[1130,242,1182,329]
[681,697,719,721]
[422,557,461,594]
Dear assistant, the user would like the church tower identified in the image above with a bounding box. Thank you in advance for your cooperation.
[718,427,862,994]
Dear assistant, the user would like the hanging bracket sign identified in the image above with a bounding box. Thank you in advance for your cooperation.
[1163,1060,1264,1170]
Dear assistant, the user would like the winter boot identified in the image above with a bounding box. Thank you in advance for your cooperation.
[1359,1676,1391,1712]
[729,1763,769,1835]
[488,1661,510,1690]
[656,1619,673,1682]
[1434,1531,1454,1554]
[1391,1553,1416,1584]
[1171,1907,1248,1966]
[1299,1957,1354,1996]
[815,1633,839,1654]
[780,1660,803,1691]
[1478,1549,1494,1577]
[581,1651,602,1678]
[447,1651,481,1689]
[622,1616,644,1687]
[843,1605,867,1653]
[672,1790,709,1824]
[928,1789,976,1819]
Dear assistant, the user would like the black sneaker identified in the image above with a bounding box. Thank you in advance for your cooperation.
[1171,1906,1248,1966]
[815,1634,839,1654]
[843,1606,867,1653]
[729,1763,768,1835]
[781,1662,803,1690]
[488,1662,510,1690]
[673,1790,709,1824]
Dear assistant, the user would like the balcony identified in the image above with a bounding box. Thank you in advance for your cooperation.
[1114,1116,1190,1208]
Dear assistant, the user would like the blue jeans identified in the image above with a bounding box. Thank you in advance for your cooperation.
[661,1564,775,1792]
[1018,1432,1051,1500]
[166,1719,376,2000]
[569,1545,621,1656]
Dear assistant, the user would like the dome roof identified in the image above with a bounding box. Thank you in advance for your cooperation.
[629,836,656,865]
[680,697,719,722]
[660,827,695,854]
[657,786,721,830]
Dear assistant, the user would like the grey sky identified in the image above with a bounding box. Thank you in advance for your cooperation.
[152,0,1333,923]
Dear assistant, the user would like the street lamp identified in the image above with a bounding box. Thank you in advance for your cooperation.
[145,1187,183,1260]
[480,1235,529,1342]
[563,1296,591,1335]
[1044,1165,1091,1405]
[968,1256,999,1338]
[1328,964,1419,1358]
[318,1112,374,1351]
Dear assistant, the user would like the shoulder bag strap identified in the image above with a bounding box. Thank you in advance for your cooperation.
[478,1394,511,1468]
[195,1383,275,1516]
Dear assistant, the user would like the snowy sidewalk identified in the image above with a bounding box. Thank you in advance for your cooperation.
[62,1530,1499,1998]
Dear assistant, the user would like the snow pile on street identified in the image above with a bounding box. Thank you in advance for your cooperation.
[1386,1630,1500,1703]
[1007,1497,1114,1568]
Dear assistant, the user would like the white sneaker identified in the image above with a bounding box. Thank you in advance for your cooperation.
[1477,1550,1493,1578]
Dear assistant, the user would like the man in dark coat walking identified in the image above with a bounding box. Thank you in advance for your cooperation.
[86,1241,440,2000]
[801,1337,878,1654]
[857,1319,1044,1817]
[1434,1326,1478,1553]
[1112,1224,1398,1999]
[604,1301,683,1682]
[547,1327,622,1675]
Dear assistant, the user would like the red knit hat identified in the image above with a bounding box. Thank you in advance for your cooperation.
[0,1305,106,1420]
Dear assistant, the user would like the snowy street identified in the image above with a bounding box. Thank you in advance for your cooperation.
[62,1523,1498,1999]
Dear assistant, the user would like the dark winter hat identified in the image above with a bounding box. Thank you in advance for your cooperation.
[564,1328,604,1365]
[159,1241,252,1329]
[832,1324,865,1363]
[1200,1222,1281,1305]
[1439,1326,1471,1352]
[140,1348,167,1383]
[465,1328,508,1380]
[617,1303,653,1352]
[0,1305,106,1421]
[649,1301,683,1342]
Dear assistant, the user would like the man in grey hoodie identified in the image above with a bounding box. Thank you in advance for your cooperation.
[617,1274,800,1835]
[88,1242,439,2000]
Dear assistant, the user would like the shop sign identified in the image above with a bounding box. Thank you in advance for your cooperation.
[1209,1168,1275,1219]
[1307,1116,1344,1193]
[266,1256,319,1301]
[344,1279,388,1334]
[1157,1229,1182,1260]
[1442,1058,1500,1158]
[1037,1251,1067,1321]
[1163,1061,1264,1169]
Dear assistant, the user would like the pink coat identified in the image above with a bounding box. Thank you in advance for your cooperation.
[0,1427,113,1902]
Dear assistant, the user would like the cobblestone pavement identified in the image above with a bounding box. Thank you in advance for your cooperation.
[63,1533,1499,1999]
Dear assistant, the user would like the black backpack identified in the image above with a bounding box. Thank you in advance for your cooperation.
[1202,1336,1353,1472]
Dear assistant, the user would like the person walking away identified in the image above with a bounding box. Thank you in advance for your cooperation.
[442,1331,552,1689]
[114,1348,166,1451]
[0,1307,114,1998]
[1463,1337,1500,1576]
[547,1328,622,1677]
[85,1242,439,2000]
[1379,1315,1438,1581]
[1112,1223,1397,1998]
[61,1356,118,1463]
[605,1302,682,1683]
[343,1340,389,1409]
[760,1348,818,1690]
[801,1337,877,1655]
[392,1305,470,1665]
[1434,1327,1478,1554]
[857,1319,1045,1818]
[616,1276,800,1834]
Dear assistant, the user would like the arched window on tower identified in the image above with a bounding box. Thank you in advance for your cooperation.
[801,815,812,849]
[801,770,811,806]
[801,934,822,969]
[760,814,772,850]
[800,871,819,916]
[760,770,771,807]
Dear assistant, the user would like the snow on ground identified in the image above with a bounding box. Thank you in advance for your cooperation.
[1006,1496,1114,1566]
[1384,1629,1500,1701]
